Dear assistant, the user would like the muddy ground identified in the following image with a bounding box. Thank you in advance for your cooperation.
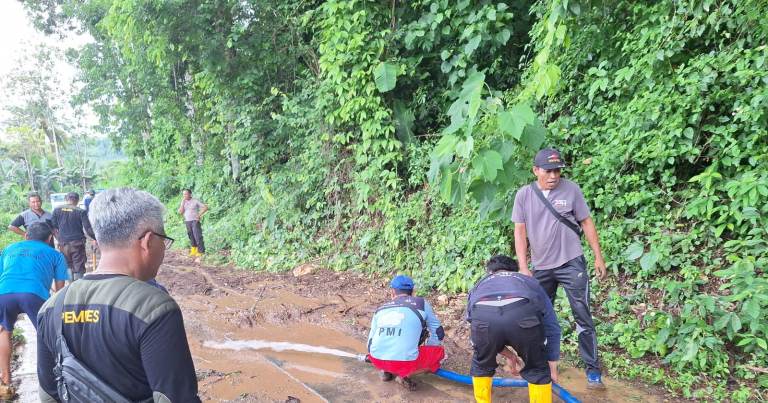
[157,252,663,403]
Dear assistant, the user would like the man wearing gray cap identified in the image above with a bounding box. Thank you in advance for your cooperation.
[51,192,95,281]
[511,147,607,389]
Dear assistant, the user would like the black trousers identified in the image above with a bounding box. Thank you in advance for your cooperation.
[469,300,551,384]
[60,240,87,279]
[184,220,205,253]
[534,255,601,374]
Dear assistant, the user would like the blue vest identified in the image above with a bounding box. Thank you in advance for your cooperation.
[368,296,427,361]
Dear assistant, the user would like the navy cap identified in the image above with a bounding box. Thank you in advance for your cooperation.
[390,275,415,290]
[534,148,566,170]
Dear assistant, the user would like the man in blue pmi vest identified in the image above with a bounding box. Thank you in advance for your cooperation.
[367,275,445,390]
[467,255,561,403]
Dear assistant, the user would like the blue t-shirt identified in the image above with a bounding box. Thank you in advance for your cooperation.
[0,240,69,300]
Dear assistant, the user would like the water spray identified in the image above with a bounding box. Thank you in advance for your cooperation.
[204,339,369,362]
[206,339,581,402]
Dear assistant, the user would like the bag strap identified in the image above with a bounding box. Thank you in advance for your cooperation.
[530,182,582,238]
[53,285,70,341]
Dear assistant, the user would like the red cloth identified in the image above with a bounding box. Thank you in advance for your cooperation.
[368,345,445,378]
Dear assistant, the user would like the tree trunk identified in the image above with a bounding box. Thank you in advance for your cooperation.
[183,71,204,166]
[21,152,36,192]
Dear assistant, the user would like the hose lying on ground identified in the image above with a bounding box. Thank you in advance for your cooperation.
[433,368,581,403]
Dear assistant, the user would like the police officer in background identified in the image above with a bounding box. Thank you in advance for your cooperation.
[51,192,95,281]
[467,255,561,403]
[367,275,445,391]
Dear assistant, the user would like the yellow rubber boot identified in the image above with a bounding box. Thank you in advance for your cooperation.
[528,383,552,403]
[190,247,198,256]
[472,376,492,403]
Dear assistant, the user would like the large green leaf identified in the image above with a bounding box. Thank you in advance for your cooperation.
[374,62,398,92]
[428,153,453,184]
[469,181,500,218]
[444,97,468,135]
[393,100,415,143]
[464,35,482,55]
[497,102,537,141]
[495,140,515,162]
[497,111,525,140]
[520,122,546,150]
[440,170,454,202]
[473,150,503,181]
[639,250,660,272]
[455,136,474,159]
[462,71,485,121]
[624,242,645,261]
[434,134,459,157]
[440,169,466,206]
[510,103,536,125]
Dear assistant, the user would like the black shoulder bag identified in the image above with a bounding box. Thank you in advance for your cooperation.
[51,286,150,403]
[530,182,583,238]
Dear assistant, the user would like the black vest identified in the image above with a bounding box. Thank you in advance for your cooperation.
[467,271,542,319]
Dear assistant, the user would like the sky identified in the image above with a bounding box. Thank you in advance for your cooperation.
[0,0,97,136]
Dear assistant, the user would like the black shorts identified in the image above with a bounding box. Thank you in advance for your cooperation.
[469,299,551,384]
[0,292,45,332]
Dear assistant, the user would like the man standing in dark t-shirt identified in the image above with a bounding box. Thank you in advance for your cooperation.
[178,189,208,257]
[52,192,95,281]
[8,193,53,238]
[37,188,200,403]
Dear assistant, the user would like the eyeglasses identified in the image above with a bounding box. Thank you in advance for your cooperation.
[139,231,175,249]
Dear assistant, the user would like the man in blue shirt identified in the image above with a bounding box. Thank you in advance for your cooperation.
[467,255,561,403]
[0,223,68,398]
[367,275,445,390]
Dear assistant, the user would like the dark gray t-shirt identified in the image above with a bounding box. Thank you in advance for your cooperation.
[511,179,591,270]
[10,209,53,229]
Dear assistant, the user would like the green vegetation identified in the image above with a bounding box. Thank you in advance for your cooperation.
[10,0,768,400]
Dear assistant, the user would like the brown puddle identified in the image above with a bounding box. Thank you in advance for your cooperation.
[157,253,663,402]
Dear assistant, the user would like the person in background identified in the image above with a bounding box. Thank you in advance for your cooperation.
[51,192,95,281]
[367,275,445,391]
[84,190,100,274]
[0,223,68,399]
[36,188,199,402]
[178,189,208,257]
[83,190,96,214]
[8,193,53,239]
[511,147,607,388]
[467,255,561,403]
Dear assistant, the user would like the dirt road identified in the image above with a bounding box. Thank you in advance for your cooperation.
[157,252,661,403]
